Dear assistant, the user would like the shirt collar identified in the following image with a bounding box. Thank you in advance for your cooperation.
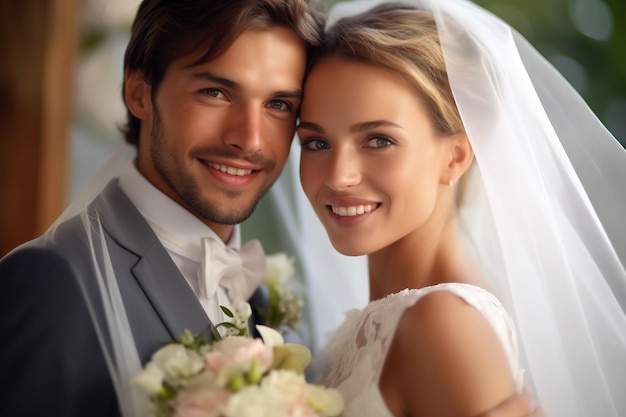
[118,161,240,261]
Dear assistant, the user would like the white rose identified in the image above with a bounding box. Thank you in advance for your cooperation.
[151,344,204,388]
[261,370,307,404]
[133,362,164,395]
[226,385,289,417]
[263,253,295,287]
[304,384,344,417]
[233,300,252,330]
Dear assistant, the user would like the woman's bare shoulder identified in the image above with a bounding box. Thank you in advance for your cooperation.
[382,289,516,417]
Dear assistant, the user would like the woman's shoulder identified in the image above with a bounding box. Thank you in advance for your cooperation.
[393,283,508,355]
[364,283,503,317]
[386,283,521,416]
[398,283,501,342]
[397,283,519,373]
[331,283,504,343]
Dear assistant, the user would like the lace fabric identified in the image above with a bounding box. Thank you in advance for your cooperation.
[320,284,524,417]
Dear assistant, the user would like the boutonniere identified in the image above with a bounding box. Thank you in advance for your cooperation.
[134,303,343,417]
[258,253,304,335]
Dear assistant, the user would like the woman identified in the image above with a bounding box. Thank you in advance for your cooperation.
[296,0,626,416]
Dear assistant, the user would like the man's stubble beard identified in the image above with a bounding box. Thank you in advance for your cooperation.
[149,101,275,225]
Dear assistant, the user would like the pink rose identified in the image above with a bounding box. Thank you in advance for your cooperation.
[175,373,230,417]
[204,337,273,384]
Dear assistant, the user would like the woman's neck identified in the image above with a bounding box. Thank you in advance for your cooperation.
[367,216,483,301]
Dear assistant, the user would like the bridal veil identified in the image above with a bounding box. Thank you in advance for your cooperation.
[277,0,626,416]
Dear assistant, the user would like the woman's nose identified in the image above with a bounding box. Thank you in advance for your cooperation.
[324,148,362,191]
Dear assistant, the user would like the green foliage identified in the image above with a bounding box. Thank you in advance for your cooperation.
[473,0,625,145]
[210,306,248,341]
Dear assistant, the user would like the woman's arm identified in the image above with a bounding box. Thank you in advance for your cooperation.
[475,390,546,417]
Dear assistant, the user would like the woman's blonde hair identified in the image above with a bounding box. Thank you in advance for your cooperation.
[316,3,464,136]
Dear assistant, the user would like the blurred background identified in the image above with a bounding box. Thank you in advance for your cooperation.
[1,0,624,257]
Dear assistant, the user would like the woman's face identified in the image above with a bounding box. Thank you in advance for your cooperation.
[297,57,452,256]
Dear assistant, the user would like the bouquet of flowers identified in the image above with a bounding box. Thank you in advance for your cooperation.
[134,302,343,417]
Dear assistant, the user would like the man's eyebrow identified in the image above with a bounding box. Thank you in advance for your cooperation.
[190,72,302,99]
[297,120,403,133]
[191,72,240,90]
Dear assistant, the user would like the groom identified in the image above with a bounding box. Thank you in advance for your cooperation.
[0,0,540,416]
[0,1,323,416]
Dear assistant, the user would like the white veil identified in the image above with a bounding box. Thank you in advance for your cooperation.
[44,143,148,416]
[290,0,626,416]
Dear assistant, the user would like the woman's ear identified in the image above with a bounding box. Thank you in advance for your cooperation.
[124,69,151,120]
[442,133,474,186]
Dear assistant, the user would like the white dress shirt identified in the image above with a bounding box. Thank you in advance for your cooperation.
[118,162,238,324]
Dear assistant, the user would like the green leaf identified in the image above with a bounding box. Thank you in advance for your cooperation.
[210,325,223,342]
[246,358,263,384]
[220,305,234,318]
[215,322,238,329]
[228,375,245,392]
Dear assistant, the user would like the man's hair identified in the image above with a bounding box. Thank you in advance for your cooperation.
[121,0,325,145]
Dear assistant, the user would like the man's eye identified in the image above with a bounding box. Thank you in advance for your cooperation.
[203,88,225,98]
[367,137,393,148]
[268,100,290,111]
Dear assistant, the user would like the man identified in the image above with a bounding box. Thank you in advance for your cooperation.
[0,1,322,416]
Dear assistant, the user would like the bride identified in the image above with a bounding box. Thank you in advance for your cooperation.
[294,0,626,416]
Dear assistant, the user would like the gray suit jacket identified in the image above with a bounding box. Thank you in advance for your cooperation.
[0,180,266,417]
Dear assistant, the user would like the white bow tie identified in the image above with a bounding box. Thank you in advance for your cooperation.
[198,237,266,303]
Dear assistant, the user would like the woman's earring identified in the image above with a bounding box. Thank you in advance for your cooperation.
[449,178,455,187]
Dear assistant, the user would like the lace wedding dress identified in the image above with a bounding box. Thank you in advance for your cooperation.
[320,283,525,417]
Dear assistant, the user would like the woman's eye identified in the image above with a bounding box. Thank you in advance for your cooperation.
[302,138,330,151]
[367,137,393,148]
[268,100,290,111]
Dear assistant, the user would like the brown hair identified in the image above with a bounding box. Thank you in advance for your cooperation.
[121,0,325,145]
[317,2,463,136]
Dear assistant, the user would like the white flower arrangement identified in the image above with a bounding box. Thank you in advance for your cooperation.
[258,253,304,334]
[134,304,343,417]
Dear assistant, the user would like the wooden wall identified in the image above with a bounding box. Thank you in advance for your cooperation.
[0,0,80,257]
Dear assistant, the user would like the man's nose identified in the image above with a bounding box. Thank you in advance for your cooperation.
[222,104,263,154]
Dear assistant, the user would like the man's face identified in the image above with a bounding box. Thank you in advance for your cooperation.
[130,27,306,240]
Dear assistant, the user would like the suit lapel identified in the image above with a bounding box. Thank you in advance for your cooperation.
[96,180,213,341]
[132,250,212,340]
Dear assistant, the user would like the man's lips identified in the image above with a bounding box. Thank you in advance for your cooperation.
[201,160,257,176]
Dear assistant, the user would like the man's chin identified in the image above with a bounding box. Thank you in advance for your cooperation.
[197,203,258,226]
[186,183,268,225]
